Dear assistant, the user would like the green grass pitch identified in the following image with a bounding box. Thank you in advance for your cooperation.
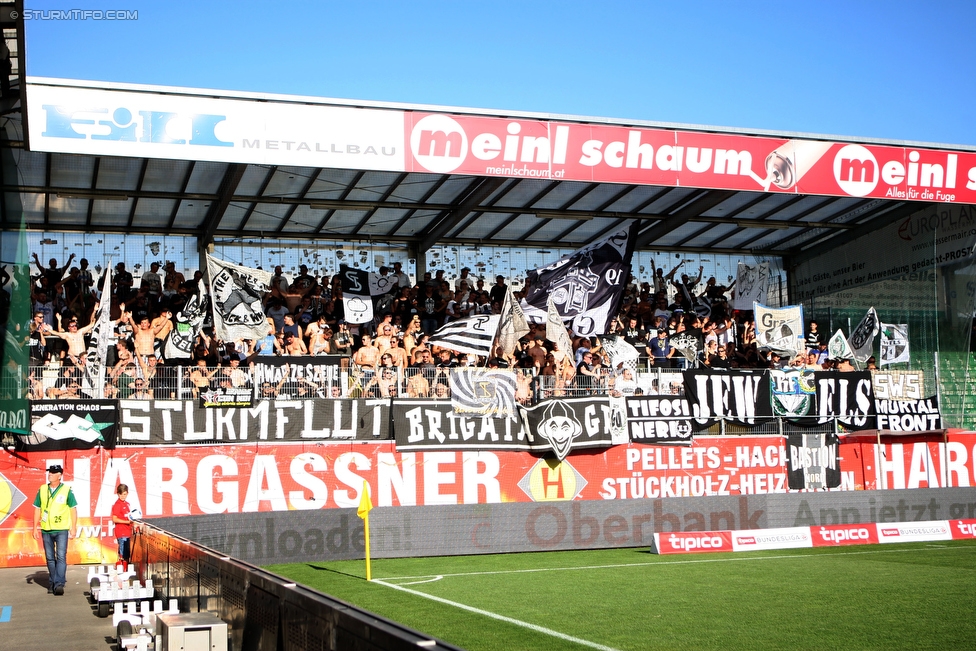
[266,541,976,650]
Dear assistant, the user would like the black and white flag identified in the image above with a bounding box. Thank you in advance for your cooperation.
[165,285,210,359]
[339,266,375,325]
[849,307,880,363]
[879,323,910,366]
[82,268,113,398]
[522,223,637,336]
[206,255,272,341]
[733,262,770,310]
[670,332,701,363]
[428,314,500,358]
[449,368,518,419]
[786,433,840,490]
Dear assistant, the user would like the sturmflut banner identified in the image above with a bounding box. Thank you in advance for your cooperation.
[117,399,389,444]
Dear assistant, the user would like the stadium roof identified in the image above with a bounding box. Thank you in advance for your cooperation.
[2,13,975,268]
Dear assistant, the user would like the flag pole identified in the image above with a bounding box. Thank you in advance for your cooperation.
[357,479,373,581]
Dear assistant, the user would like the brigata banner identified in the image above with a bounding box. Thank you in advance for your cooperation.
[27,79,976,205]
[118,398,389,444]
[391,399,532,452]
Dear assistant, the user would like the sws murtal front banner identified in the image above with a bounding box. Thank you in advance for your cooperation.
[118,398,389,444]
[3,438,976,566]
[27,79,976,205]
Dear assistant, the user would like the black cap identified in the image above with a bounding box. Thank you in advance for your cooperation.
[47,464,63,474]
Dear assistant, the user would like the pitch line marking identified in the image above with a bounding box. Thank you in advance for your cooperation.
[377,544,972,582]
[398,575,444,586]
[373,579,622,651]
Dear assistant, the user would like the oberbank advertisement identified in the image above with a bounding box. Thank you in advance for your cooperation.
[3,433,976,567]
[26,79,976,205]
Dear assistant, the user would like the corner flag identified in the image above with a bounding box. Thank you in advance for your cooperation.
[357,480,373,581]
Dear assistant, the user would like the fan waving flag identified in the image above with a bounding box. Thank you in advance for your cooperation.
[206,255,272,341]
[428,314,500,358]
[827,329,854,360]
[165,284,210,359]
[522,222,637,336]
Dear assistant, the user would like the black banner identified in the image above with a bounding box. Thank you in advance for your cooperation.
[392,399,533,452]
[786,433,841,489]
[875,396,942,431]
[813,371,875,431]
[250,356,344,398]
[682,369,772,428]
[625,396,694,445]
[520,397,616,460]
[118,398,389,444]
[21,400,118,451]
[200,385,253,408]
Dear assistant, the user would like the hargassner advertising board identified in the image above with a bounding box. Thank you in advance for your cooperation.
[26,78,976,205]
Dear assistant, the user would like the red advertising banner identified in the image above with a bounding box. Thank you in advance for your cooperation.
[3,432,976,567]
[653,530,733,554]
[810,524,880,547]
[949,519,976,539]
[405,112,976,205]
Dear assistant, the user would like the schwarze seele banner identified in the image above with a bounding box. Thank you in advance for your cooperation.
[3,432,976,566]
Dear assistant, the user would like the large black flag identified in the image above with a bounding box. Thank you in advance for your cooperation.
[521,223,637,336]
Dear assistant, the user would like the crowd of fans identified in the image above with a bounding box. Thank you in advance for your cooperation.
[19,253,855,402]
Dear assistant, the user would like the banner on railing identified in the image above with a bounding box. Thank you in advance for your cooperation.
[20,399,118,451]
[786,433,841,490]
[250,356,344,398]
[683,369,773,428]
[625,396,694,445]
[875,396,942,431]
[391,399,533,452]
[520,397,617,460]
[118,398,389,444]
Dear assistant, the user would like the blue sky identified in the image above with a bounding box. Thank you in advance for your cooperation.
[23,1,976,145]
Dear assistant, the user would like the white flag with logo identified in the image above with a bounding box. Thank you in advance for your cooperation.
[497,287,529,356]
[849,307,880,362]
[428,314,500,358]
[206,255,272,341]
[879,323,910,366]
[827,329,854,360]
[733,262,770,310]
[753,303,805,355]
[546,295,576,360]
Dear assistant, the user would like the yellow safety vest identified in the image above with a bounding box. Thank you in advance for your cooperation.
[38,483,72,531]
